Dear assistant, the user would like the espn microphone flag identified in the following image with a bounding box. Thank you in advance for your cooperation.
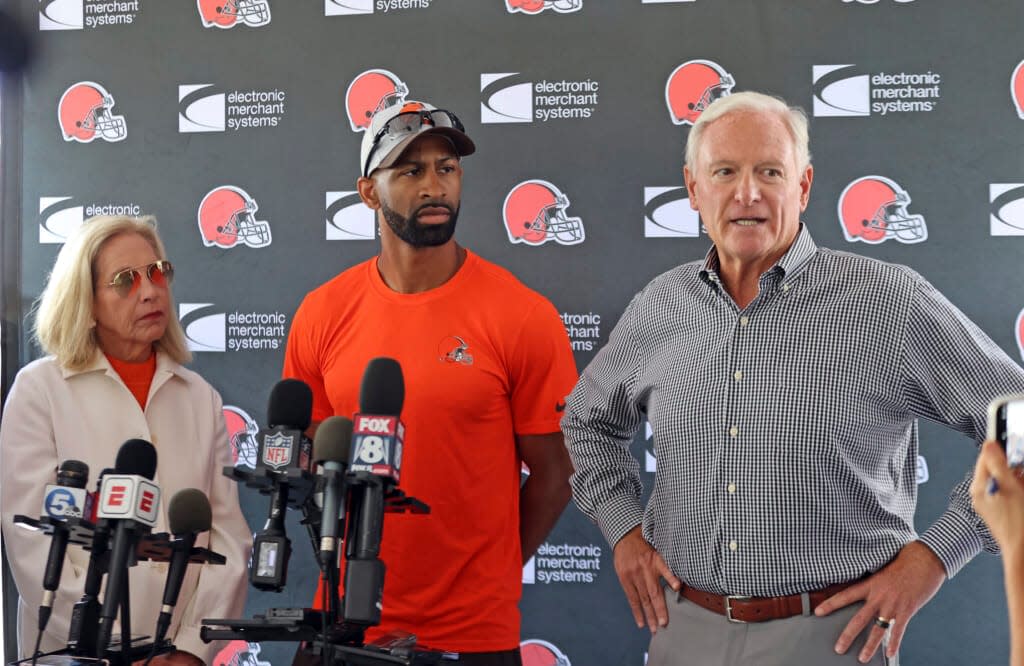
[97,475,160,526]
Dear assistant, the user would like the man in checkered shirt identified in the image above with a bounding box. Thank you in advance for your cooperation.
[561,91,1024,665]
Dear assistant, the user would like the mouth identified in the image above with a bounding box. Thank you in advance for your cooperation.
[731,217,767,226]
[416,206,453,224]
[140,311,165,322]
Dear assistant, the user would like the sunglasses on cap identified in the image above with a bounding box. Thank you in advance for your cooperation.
[104,260,174,297]
[363,108,465,178]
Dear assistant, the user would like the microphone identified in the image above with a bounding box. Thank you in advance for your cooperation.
[152,489,212,648]
[256,378,314,474]
[37,460,90,634]
[68,467,115,655]
[250,379,313,592]
[314,416,353,570]
[349,358,405,484]
[96,439,160,655]
[344,357,405,625]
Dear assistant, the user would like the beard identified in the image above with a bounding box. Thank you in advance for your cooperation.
[380,201,459,248]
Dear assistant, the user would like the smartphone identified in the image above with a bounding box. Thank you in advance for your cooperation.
[986,394,1024,468]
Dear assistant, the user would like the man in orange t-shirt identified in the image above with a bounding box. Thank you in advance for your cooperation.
[283,100,577,665]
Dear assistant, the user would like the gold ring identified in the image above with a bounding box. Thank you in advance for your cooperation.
[874,616,893,630]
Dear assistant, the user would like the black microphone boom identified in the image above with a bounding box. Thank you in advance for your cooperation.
[38,460,90,635]
[250,378,315,591]
[314,416,353,569]
[344,357,405,626]
[152,489,212,648]
[96,439,160,655]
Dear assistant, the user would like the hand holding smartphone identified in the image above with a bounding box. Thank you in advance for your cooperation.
[986,395,1024,494]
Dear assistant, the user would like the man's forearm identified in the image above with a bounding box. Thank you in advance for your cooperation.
[519,472,572,563]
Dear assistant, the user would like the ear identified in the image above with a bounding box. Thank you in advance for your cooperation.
[683,165,699,210]
[357,176,381,210]
[799,164,814,212]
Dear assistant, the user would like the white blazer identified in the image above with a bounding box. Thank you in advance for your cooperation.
[0,352,251,664]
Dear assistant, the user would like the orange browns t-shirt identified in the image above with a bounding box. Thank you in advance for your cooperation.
[283,250,577,652]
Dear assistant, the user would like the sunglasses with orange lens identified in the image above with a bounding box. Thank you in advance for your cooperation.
[105,260,174,297]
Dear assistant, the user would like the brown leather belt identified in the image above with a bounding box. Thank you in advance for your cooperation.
[679,581,854,623]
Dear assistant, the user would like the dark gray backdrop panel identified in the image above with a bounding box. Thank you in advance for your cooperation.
[2,1,1022,664]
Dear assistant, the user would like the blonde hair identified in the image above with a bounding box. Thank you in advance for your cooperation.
[685,91,811,171]
[33,215,191,371]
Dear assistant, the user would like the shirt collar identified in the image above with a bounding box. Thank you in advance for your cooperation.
[60,349,187,382]
[700,223,818,282]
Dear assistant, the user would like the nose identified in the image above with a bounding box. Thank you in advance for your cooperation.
[136,269,160,301]
[419,169,446,200]
[734,171,761,206]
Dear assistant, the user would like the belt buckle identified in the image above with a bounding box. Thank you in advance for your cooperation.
[724,595,751,623]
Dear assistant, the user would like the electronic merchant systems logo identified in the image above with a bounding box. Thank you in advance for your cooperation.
[179,303,287,353]
[665,59,734,126]
[326,0,432,13]
[837,176,927,244]
[58,81,126,143]
[503,180,585,245]
[481,73,599,124]
[812,64,941,117]
[326,192,375,240]
[505,0,580,13]
[39,0,140,30]
[644,186,700,237]
[197,0,271,28]
[39,197,141,244]
[178,84,286,133]
[345,69,409,132]
[522,542,601,585]
[990,184,1024,236]
[561,311,601,353]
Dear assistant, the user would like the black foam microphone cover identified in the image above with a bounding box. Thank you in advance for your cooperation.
[358,357,404,415]
[168,488,213,535]
[114,438,157,479]
[313,416,353,466]
[56,459,90,489]
[268,379,314,430]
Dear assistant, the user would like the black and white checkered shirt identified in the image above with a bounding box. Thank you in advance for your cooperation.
[562,225,1024,596]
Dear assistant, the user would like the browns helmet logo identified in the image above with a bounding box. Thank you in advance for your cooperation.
[197,0,271,29]
[198,186,272,249]
[223,405,259,469]
[1012,59,1024,119]
[58,81,126,143]
[503,180,585,246]
[520,639,571,666]
[213,641,271,666]
[665,60,734,126]
[505,0,581,14]
[838,175,927,245]
[345,69,409,132]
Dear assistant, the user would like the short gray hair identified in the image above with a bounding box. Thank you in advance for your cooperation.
[33,215,191,371]
[685,91,811,171]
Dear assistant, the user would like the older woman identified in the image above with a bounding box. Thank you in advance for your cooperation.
[0,215,251,664]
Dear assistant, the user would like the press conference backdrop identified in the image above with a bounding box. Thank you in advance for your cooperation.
[2,0,1023,664]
